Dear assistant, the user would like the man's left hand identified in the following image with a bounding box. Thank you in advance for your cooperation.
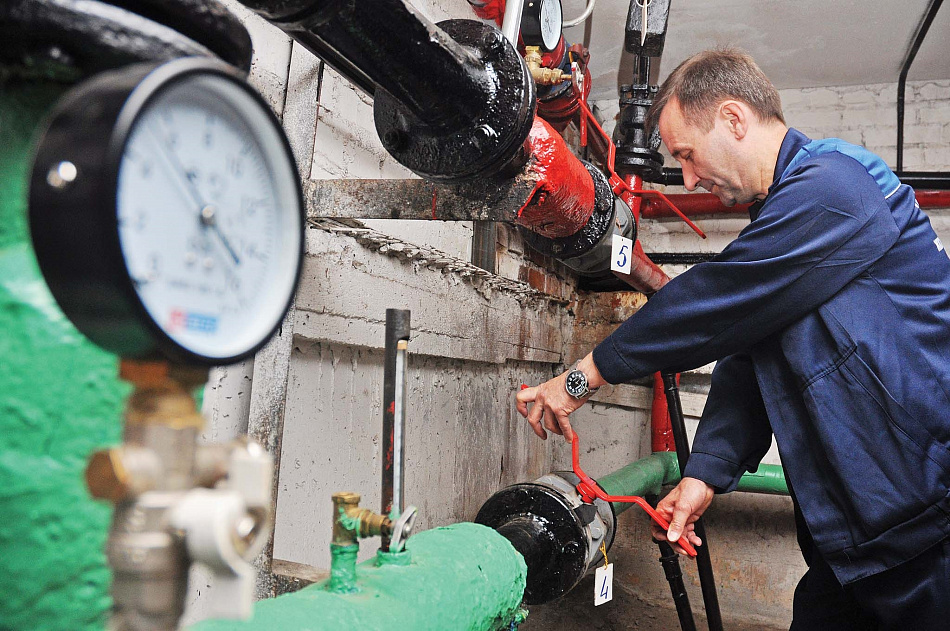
[516,353,606,442]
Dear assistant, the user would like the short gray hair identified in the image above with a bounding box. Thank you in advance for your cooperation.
[646,48,785,134]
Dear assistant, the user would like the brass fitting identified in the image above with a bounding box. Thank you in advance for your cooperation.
[86,445,162,502]
[524,46,571,86]
[120,359,208,429]
[331,492,393,546]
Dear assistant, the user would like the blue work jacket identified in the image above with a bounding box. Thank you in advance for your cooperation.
[592,128,950,585]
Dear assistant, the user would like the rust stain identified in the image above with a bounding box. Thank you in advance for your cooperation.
[431,188,438,220]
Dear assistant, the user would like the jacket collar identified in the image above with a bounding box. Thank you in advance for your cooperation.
[748,127,811,221]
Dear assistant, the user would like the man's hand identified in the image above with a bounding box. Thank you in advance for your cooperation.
[651,477,715,555]
[516,353,606,442]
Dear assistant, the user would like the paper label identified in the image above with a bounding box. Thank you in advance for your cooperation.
[610,235,633,274]
[594,563,613,606]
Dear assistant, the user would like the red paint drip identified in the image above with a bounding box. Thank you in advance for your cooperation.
[515,117,596,238]
[651,372,677,453]
[387,401,395,415]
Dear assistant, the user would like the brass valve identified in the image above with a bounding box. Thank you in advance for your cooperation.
[332,492,393,547]
[524,46,572,86]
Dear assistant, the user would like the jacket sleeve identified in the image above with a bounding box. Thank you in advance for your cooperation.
[683,354,773,493]
[592,153,902,383]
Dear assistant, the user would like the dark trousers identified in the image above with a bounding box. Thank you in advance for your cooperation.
[789,500,950,631]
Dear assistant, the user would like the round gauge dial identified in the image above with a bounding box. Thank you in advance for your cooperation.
[29,58,303,365]
[522,0,563,52]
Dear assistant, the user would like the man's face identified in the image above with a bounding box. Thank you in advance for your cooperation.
[658,99,752,206]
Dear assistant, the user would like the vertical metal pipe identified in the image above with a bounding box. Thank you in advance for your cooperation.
[501,0,526,45]
[662,371,723,631]
[382,309,410,549]
[897,0,944,173]
[471,221,497,273]
[393,339,408,518]
[656,539,698,631]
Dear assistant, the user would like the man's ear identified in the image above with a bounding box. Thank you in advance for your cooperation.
[719,101,748,140]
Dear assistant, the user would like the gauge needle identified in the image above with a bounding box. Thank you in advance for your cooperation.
[145,124,241,266]
[200,205,241,265]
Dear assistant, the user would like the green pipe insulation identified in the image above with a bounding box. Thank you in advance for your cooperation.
[0,77,128,631]
[598,452,789,515]
[191,523,528,631]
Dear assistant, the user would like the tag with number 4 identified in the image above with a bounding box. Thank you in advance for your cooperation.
[594,563,613,606]
[611,235,633,274]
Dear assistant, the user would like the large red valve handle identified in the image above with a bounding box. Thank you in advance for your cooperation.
[571,432,698,558]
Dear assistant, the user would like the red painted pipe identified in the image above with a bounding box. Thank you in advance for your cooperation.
[516,117,596,238]
[468,0,506,24]
[642,190,950,219]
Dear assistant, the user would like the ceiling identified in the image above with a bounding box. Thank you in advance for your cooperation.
[561,0,950,101]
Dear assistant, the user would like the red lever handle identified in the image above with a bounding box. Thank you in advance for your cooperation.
[571,433,697,558]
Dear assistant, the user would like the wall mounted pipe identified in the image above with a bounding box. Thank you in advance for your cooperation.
[663,371,723,631]
[641,189,950,220]
[238,1,535,184]
[381,309,410,550]
[192,522,528,631]
[658,167,950,192]
[898,0,944,173]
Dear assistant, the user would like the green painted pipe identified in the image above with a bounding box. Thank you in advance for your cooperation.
[598,452,789,515]
[191,523,528,631]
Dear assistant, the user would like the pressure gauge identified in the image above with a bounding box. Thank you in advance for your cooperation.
[522,0,563,52]
[29,57,304,365]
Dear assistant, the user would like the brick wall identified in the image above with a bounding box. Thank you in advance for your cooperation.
[780,80,950,170]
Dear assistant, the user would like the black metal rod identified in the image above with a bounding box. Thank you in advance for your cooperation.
[662,370,723,631]
[382,309,410,549]
[238,0,493,128]
[657,540,698,631]
[658,168,950,191]
[898,0,944,173]
[471,221,497,273]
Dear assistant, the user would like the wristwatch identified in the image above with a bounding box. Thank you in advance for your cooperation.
[565,364,599,399]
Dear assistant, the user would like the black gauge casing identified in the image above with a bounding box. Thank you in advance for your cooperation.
[521,0,563,52]
[28,57,304,366]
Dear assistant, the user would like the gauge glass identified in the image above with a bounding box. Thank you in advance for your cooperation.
[541,0,563,51]
[116,73,300,361]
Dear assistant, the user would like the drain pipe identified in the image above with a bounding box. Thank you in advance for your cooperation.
[898,0,944,173]
[662,371,723,631]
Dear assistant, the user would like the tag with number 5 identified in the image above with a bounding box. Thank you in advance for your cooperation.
[611,235,633,274]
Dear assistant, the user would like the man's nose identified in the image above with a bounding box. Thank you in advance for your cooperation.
[681,164,699,191]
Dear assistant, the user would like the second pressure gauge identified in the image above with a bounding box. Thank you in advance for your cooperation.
[522,0,563,52]
[29,57,304,365]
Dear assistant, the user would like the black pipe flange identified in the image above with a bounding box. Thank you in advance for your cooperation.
[0,0,251,80]
[374,19,536,183]
[476,483,588,604]
[615,84,664,182]
[520,161,631,268]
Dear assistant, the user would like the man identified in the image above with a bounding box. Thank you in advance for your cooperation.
[516,48,950,630]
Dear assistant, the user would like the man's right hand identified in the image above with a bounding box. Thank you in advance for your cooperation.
[651,476,715,555]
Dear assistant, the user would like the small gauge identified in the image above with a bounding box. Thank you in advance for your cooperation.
[29,57,304,365]
[522,0,563,52]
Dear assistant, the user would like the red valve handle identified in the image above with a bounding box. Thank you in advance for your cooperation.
[571,433,698,558]
[518,385,697,557]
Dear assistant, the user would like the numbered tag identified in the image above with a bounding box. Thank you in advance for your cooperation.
[594,563,613,606]
[610,235,633,274]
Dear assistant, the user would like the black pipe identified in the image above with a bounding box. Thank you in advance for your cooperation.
[382,308,410,549]
[239,1,535,184]
[662,370,723,631]
[898,0,944,173]
[238,0,490,128]
[658,540,698,631]
[657,168,950,191]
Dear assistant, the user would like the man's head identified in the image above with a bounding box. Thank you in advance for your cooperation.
[646,48,788,206]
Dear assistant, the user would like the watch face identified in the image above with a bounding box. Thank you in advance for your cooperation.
[565,369,588,397]
[115,70,302,362]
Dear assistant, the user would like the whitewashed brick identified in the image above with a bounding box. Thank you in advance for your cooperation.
[905,123,945,146]
[915,82,950,102]
[841,89,876,107]
[800,87,839,108]
[843,108,896,128]
[786,109,843,131]
[862,126,898,148]
[918,106,950,125]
